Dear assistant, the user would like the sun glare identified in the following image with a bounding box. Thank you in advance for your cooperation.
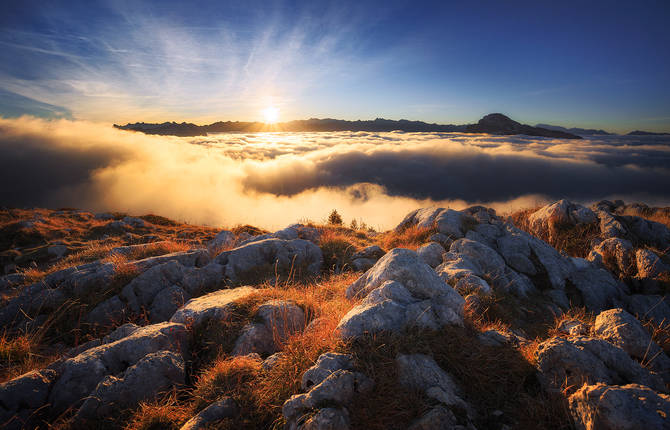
[262,106,279,124]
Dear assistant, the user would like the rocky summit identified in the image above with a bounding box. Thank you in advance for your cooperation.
[0,202,669,429]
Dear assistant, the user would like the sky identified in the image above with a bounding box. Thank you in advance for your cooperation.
[1,0,670,132]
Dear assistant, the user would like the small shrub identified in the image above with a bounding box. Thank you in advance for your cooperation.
[328,209,343,226]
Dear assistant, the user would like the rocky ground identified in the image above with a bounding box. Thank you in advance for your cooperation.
[0,201,669,429]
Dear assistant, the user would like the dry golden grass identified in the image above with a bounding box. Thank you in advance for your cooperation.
[124,390,191,430]
[192,355,261,411]
[0,331,55,382]
[318,229,357,273]
[376,225,435,251]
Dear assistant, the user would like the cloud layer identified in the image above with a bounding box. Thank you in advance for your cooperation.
[1,117,669,229]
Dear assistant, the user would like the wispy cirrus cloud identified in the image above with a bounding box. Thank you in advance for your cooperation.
[0,2,403,123]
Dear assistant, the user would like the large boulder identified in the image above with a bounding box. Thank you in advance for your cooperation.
[534,336,665,394]
[48,322,189,414]
[395,207,474,239]
[232,300,307,356]
[170,286,256,327]
[416,242,445,268]
[569,383,670,430]
[302,353,354,390]
[527,200,597,242]
[449,239,506,278]
[75,351,185,421]
[282,370,372,426]
[439,239,536,296]
[566,266,627,313]
[0,261,115,327]
[281,352,370,429]
[595,209,627,240]
[90,261,224,324]
[593,308,670,380]
[214,238,323,284]
[338,250,463,338]
[0,369,58,429]
[588,238,636,278]
[395,207,446,231]
[635,248,669,279]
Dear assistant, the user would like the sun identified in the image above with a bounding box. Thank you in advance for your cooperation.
[262,106,279,124]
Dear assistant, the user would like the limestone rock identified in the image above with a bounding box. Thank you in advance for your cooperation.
[534,336,665,394]
[180,397,239,430]
[48,322,189,414]
[338,262,463,338]
[170,286,256,327]
[636,248,669,279]
[566,266,626,313]
[396,354,466,408]
[0,369,58,428]
[282,370,372,421]
[593,308,670,379]
[232,300,306,356]
[569,383,670,430]
[113,260,223,323]
[215,238,323,284]
[527,200,597,242]
[588,238,635,278]
[417,242,446,268]
[346,249,462,302]
[302,353,354,390]
[75,351,185,420]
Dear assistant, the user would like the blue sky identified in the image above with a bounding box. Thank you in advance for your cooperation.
[1,0,669,132]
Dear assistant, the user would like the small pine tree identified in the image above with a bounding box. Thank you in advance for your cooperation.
[328,209,343,225]
[350,219,358,230]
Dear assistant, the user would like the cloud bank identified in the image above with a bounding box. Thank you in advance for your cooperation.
[1,117,669,229]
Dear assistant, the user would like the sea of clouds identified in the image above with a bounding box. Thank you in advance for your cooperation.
[1,116,669,230]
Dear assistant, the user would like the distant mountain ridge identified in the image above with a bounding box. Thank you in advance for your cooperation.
[627,130,670,136]
[535,123,612,136]
[115,113,582,139]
